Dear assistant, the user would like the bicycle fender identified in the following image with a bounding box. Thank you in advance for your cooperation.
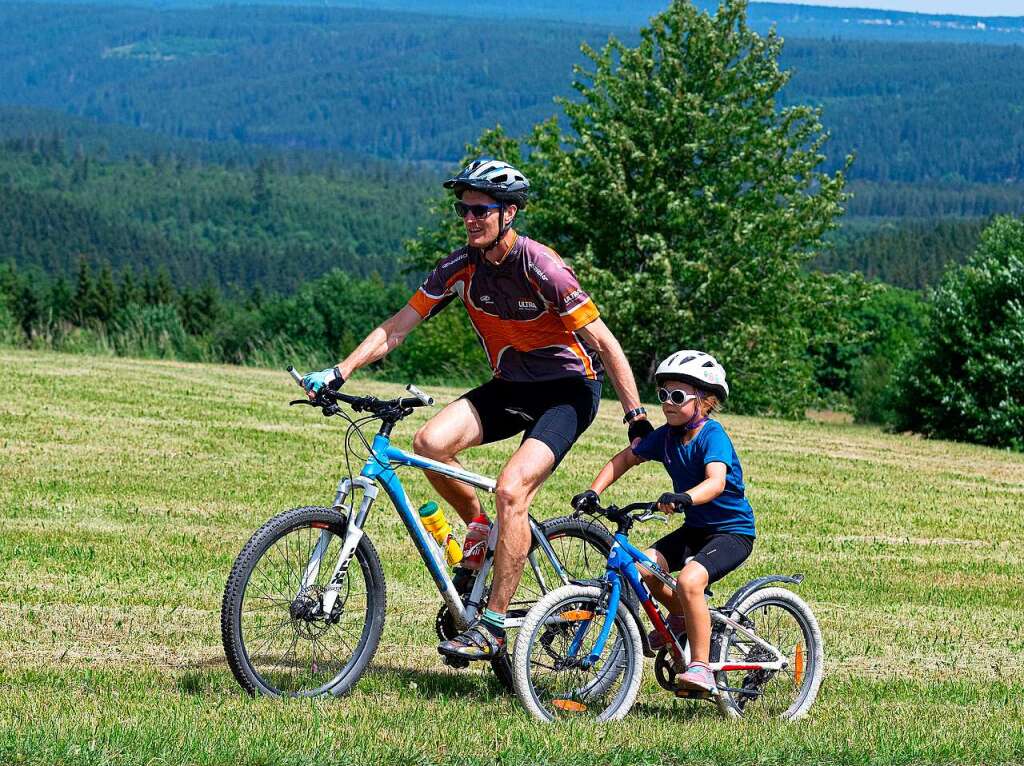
[723,574,805,614]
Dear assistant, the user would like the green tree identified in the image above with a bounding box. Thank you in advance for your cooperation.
[891,215,1024,451]
[409,0,848,416]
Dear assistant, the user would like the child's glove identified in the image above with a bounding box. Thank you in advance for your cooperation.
[656,492,693,513]
[571,489,600,513]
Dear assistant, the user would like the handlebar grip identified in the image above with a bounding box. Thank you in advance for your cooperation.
[286,366,304,387]
[406,384,434,406]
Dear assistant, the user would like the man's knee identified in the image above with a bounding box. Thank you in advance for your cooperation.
[413,424,449,459]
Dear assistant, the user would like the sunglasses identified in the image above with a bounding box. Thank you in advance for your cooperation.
[453,201,502,219]
[657,387,700,406]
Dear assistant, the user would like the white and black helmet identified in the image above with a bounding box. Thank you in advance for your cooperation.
[444,158,529,208]
[655,350,729,401]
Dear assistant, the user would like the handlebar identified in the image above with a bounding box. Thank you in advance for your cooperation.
[574,500,666,534]
[286,366,435,420]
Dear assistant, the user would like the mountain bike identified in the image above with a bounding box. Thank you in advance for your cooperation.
[220,368,614,698]
[512,500,823,721]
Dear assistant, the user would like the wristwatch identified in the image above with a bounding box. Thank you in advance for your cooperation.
[622,407,647,424]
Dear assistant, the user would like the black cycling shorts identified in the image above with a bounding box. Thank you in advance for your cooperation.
[461,376,603,470]
[651,526,754,584]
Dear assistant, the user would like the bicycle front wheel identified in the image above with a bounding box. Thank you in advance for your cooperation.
[512,584,643,722]
[712,586,823,720]
[221,505,386,697]
[490,515,614,690]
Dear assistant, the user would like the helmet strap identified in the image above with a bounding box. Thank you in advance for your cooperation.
[482,205,515,261]
[680,392,708,432]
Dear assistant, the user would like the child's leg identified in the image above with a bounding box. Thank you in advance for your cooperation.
[673,561,711,663]
[639,548,682,614]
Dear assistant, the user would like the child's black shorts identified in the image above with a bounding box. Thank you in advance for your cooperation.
[651,526,754,583]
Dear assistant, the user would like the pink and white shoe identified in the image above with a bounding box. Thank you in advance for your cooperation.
[676,661,716,694]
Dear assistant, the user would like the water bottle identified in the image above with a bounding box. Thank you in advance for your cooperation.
[418,501,463,567]
[461,513,490,570]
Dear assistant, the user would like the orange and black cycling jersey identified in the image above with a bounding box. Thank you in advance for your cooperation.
[407,235,604,383]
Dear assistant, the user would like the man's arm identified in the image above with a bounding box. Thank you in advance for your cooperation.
[577,317,645,419]
[336,304,424,380]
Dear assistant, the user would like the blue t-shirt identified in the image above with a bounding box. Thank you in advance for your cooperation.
[632,420,755,537]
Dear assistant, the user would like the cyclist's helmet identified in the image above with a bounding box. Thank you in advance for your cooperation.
[655,350,729,401]
[444,158,529,208]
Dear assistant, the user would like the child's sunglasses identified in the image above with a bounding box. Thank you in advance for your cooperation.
[453,201,502,219]
[657,387,700,406]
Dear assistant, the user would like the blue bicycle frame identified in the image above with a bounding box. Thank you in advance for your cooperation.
[309,430,572,631]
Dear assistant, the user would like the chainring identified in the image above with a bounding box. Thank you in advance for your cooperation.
[654,646,681,691]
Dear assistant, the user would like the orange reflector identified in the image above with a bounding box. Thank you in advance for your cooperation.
[559,610,594,622]
[552,699,587,712]
[794,641,804,685]
[311,522,329,529]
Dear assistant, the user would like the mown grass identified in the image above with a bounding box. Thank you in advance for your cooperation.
[1,349,1022,765]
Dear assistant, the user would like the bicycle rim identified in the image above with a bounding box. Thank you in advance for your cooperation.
[717,596,818,718]
[239,521,372,696]
[524,592,636,720]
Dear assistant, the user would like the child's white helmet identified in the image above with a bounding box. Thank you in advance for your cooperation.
[655,350,729,401]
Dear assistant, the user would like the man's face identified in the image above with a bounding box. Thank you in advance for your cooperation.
[458,190,516,249]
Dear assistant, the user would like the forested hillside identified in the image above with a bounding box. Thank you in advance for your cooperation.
[10,0,1024,44]
[2,3,1024,185]
[0,137,432,290]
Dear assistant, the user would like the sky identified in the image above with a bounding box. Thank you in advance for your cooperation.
[754,0,1024,16]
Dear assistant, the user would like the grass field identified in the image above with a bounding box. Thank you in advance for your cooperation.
[2,349,1022,765]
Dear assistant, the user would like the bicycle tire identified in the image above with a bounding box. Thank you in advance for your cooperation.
[221,505,386,697]
[712,586,823,720]
[513,583,643,722]
[489,515,614,690]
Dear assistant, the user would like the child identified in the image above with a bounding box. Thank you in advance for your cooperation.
[571,350,755,693]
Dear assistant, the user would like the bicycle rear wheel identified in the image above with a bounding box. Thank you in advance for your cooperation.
[512,584,643,722]
[489,516,614,689]
[221,505,386,697]
[712,586,823,719]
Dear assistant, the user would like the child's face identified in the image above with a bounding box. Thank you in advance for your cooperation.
[660,380,701,426]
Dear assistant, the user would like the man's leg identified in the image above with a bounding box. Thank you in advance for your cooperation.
[412,398,486,525]
[436,437,555,660]
[485,437,557,613]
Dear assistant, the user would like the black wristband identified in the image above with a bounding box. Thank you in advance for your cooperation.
[328,366,346,391]
[622,406,647,424]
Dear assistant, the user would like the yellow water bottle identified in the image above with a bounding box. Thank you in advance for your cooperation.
[418,501,463,567]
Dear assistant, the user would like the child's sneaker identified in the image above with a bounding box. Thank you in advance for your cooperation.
[676,661,716,693]
[647,614,686,652]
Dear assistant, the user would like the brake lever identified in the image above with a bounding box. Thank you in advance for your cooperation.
[289,399,315,406]
[637,511,668,524]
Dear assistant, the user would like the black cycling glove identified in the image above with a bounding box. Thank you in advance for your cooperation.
[571,489,600,512]
[627,418,654,443]
[656,492,693,511]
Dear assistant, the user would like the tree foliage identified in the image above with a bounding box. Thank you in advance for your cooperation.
[891,215,1024,451]
[413,0,849,416]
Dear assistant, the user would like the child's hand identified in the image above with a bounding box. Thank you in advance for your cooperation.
[656,492,693,514]
[571,489,600,513]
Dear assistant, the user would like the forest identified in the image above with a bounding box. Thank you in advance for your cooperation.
[0,4,1023,182]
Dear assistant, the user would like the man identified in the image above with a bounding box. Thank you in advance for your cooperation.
[302,158,651,659]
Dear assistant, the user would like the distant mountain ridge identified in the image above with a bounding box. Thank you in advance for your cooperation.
[4,0,1024,44]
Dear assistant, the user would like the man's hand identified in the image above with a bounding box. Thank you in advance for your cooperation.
[571,489,600,513]
[628,417,653,446]
[302,367,344,398]
[656,491,692,514]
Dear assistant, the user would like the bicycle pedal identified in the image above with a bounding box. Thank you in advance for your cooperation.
[442,656,470,670]
[674,688,714,700]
